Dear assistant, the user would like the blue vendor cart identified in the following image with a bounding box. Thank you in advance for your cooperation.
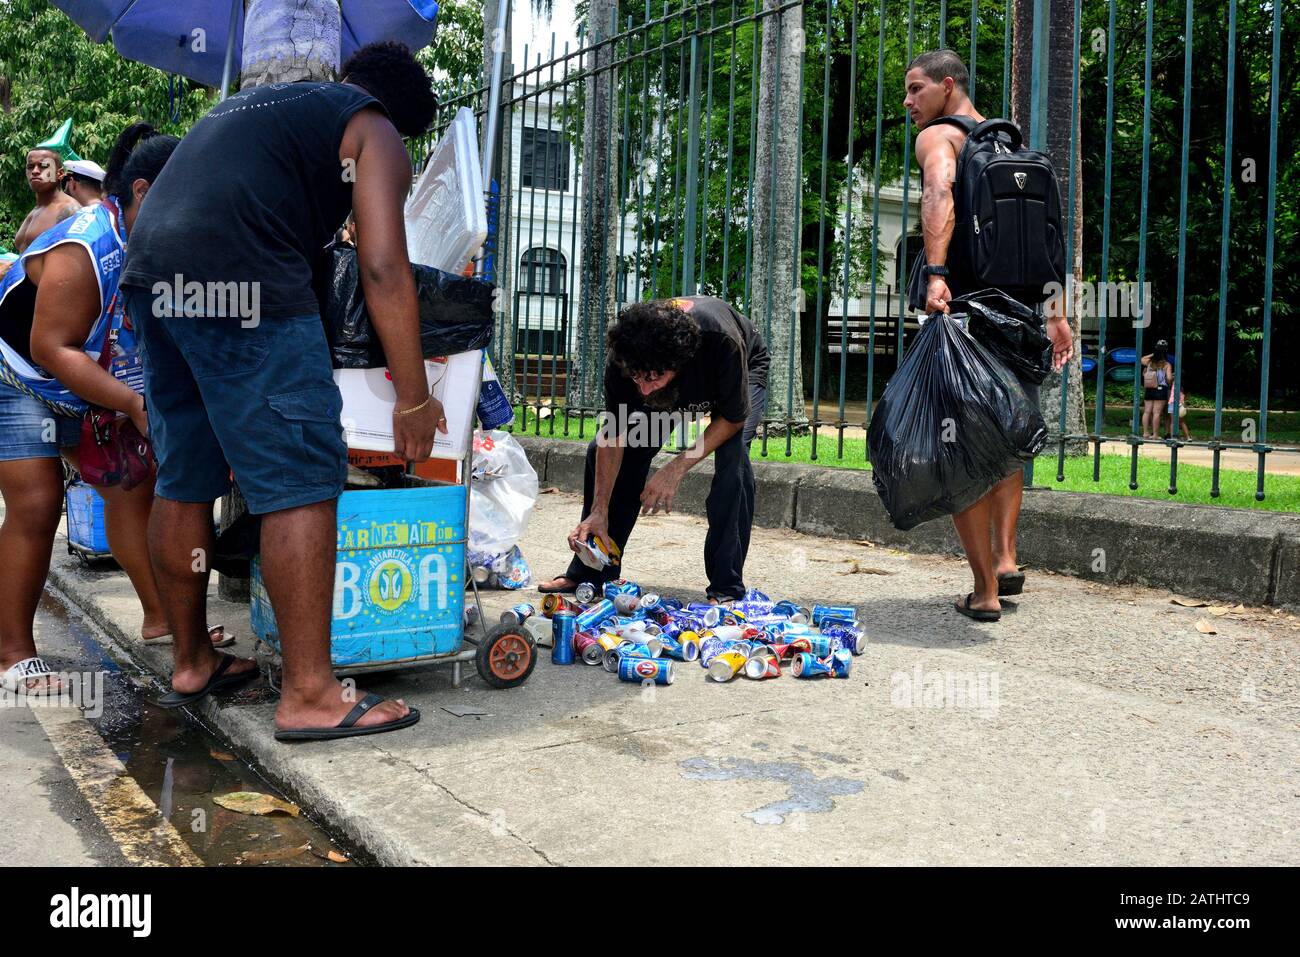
[248,358,537,690]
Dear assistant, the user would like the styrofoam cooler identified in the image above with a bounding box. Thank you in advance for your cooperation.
[249,481,467,670]
[404,106,487,273]
[66,481,110,558]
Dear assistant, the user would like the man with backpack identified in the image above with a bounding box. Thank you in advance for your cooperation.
[903,49,1074,622]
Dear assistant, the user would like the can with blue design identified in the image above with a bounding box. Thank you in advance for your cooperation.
[811,604,857,628]
[829,649,853,678]
[805,635,833,658]
[476,354,515,428]
[500,602,536,627]
[823,626,866,656]
[638,593,661,612]
[603,578,641,600]
[763,621,814,639]
[551,611,577,665]
[575,598,617,632]
[618,656,674,685]
[771,600,807,622]
[698,635,730,667]
[792,652,833,678]
[659,596,684,612]
[658,633,700,662]
[743,588,770,603]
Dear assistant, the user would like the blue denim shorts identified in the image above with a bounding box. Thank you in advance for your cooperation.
[0,376,80,460]
[124,288,346,515]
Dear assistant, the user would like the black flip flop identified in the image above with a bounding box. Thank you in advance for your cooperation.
[997,571,1025,596]
[155,654,259,709]
[955,593,1001,622]
[274,693,421,742]
[537,576,578,594]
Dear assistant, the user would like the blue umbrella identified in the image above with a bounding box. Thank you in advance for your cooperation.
[50,1,439,95]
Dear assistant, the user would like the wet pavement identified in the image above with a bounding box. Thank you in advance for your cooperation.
[5,597,355,867]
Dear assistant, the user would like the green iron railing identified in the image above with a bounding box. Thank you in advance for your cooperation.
[410,0,1292,504]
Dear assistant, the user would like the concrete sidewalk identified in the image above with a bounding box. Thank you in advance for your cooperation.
[33,493,1300,866]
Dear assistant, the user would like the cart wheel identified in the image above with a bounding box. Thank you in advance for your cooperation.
[476,625,536,689]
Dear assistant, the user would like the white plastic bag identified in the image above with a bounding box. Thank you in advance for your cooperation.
[469,430,538,558]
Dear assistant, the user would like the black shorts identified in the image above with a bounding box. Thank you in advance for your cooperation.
[1144,386,1169,402]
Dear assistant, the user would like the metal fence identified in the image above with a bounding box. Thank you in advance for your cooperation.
[413,0,1293,503]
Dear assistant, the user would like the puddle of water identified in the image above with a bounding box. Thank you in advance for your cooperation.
[41,596,356,867]
[680,756,865,825]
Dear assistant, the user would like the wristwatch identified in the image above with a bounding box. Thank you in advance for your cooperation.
[922,264,949,278]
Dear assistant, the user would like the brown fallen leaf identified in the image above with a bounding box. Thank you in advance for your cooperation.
[538,486,561,494]
[214,791,301,817]
[854,540,877,548]
[1195,619,1218,635]
[1172,596,1210,608]
[1208,606,1230,617]
[209,749,236,761]
[238,844,311,865]
[327,850,349,863]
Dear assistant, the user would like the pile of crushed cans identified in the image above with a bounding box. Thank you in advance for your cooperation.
[496,579,865,686]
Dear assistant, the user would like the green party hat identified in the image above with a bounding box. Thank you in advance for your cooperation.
[32,118,81,162]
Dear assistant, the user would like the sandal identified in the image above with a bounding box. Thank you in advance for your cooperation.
[997,572,1025,596]
[955,593,1001,622]
[143,624,234,648]
[155,654,259,709]
[0,657,62,695]
[274,693,421,742]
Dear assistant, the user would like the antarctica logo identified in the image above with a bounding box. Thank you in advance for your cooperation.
[365,549,418,614]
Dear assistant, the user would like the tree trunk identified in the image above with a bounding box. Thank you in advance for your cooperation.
[571,0,619,412]
[221,0,343,601]
[1012,0,1085,452]
[749,1,807,428]
[240,0,341,89]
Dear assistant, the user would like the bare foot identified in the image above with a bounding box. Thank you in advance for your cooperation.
[275,681,411,732]
[536,575,577,593]
[170,652,258,695]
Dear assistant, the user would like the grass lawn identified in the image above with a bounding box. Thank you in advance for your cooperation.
[513,412,1300,513]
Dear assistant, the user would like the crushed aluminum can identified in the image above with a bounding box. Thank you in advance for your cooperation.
[603,578,642,600]
[658,632,700,662]
[541,593,581,618]
[500,602,536,627]
[612,594,641,615]
[575,598,617,631]
[743,588,771,602]
[743,651,781,680]
[824,626,867,656]
[792,652,833,678]
[810,604,857,628]
[638,593,662,612]
[575,582,598,605]
[706,649,748,683]
[573,630,605,665]
[829,648,853,678]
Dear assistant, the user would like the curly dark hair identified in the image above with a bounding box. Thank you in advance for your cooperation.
[606,300,702,377]
[341,41,437,138]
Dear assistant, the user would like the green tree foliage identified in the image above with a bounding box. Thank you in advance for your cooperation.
[0,0,212,242]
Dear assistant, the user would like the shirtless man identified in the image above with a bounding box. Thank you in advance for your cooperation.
[14,149,81,253]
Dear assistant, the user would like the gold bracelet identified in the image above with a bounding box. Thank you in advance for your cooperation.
[394,396,431,416]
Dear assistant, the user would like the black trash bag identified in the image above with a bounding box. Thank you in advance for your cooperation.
[320,242,494,369]
[950,288,1053,385]
[868,311,1047,531]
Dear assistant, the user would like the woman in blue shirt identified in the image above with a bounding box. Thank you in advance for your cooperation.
[0,124,192,693]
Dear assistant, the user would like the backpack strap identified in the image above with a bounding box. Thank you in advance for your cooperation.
[968,118,1024,149]
[924,114,978,135]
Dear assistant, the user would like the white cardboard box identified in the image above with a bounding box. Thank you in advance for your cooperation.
[335,349,481,459]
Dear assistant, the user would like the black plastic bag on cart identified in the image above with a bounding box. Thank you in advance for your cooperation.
[319,242,494,368]
[867,311,1047,531]
[950,288,1053,385]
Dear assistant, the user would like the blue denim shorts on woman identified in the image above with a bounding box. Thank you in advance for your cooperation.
[0,376,80,461]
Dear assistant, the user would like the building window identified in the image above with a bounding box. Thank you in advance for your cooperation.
[520,247,566,295]
[521,127,570,192]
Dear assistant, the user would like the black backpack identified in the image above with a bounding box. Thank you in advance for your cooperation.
[922,115,1065,296]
